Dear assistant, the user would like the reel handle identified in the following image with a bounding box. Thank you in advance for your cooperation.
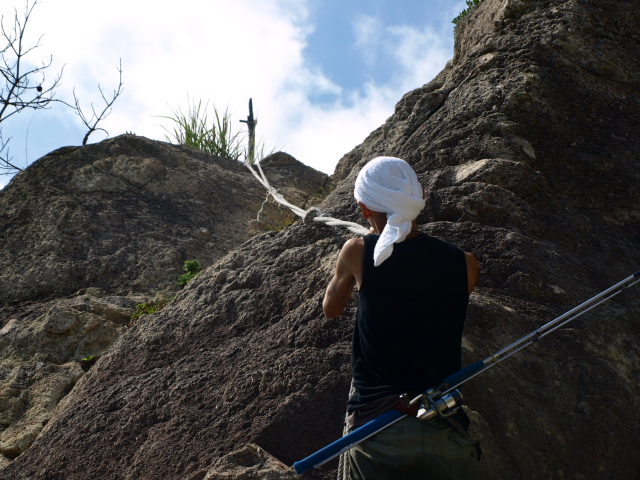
[416,389,464,422]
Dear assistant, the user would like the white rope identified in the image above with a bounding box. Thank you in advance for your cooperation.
[336,380,356,480]
[244,158,370,236]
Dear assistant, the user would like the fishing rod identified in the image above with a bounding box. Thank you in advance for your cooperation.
[293,270,640,475]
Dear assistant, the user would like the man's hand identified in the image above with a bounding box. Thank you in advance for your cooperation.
[323,238,363,318]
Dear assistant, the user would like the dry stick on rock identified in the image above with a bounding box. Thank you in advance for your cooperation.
[73,59,123,146]
[0,0,64,174]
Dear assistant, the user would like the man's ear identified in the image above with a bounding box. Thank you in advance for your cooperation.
[358,201,371,219]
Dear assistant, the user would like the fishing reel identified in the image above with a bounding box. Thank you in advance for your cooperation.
[401,387,464,422]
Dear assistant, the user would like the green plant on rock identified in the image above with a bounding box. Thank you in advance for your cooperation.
[78,354,97,372]
[130,302,156,320]
[453,0,484,26]
[265,213,296,232]
[129,296,172,324]
[312,184,335,201]
[178,259,202,286]
[160,99,244,160]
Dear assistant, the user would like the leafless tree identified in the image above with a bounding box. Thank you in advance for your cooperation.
[0,0,63,175]
[73,59,123,146]
[1,1,124,178]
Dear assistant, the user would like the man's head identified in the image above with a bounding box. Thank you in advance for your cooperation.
[354,157,425,266]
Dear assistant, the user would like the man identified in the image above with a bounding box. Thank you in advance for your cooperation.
[323,156,480,480]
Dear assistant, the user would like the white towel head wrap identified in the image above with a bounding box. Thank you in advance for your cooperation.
[354,156,425,266]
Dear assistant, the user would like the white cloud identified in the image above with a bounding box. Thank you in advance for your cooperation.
[1,0,456,184]
[352,14,384,65]
[386,24,451,92]
[350,14,453,96]
[15,0,355,172]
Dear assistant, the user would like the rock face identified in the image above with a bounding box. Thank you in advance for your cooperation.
[0,136,327,468]
[2,0,640,479]
[202,444,298,480]
[0,290,144,463]
[260,151,331,209]
[0,136,328,303]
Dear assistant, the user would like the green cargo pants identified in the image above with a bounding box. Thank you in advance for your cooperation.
[348,416,480,480]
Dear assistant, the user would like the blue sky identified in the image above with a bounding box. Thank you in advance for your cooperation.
[0,0,466,189]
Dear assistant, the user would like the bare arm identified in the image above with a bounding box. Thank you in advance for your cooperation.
[465,252,479,294]
[323,238,363,318]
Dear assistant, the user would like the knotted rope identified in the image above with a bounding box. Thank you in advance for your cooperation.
[244,158,369,236]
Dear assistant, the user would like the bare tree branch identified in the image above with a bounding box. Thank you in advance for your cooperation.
[0,2,124,178]
[0,130,23,174]
[73,59,123,146]
[0,0,66,175]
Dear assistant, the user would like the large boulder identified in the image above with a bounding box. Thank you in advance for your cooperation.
[2,0,640,479]
[0,135,328,468]
[0,136,328,303]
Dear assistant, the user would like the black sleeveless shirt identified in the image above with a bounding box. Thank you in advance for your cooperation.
[348,233,470,411]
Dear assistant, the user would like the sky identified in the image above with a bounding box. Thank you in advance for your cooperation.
[0,0,467,190]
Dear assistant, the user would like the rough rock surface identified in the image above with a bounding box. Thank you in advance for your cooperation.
[2,0,640,479]
[0,136,327,469]
[0,289,146,463]
[260,151,331,209]
[201,444,297,480]
[0,136,328,303]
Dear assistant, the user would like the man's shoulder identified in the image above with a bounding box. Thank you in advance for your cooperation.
[339,237,365,279]
[414,234,466,262]
[342,236,365,257]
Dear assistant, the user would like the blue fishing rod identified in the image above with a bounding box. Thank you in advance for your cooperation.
[293,270,640,475]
